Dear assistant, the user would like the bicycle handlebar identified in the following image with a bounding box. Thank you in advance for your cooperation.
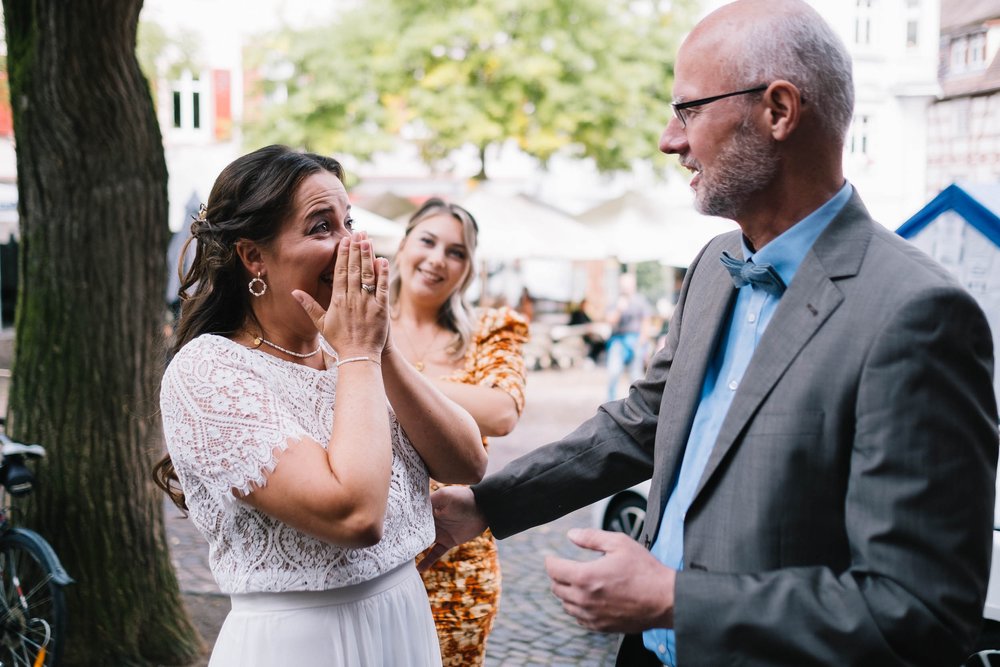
[0,433,44,459]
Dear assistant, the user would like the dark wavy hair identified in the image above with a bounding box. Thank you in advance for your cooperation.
[153,145,344,510]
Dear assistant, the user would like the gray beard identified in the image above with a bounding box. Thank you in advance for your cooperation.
[695,117,779,220]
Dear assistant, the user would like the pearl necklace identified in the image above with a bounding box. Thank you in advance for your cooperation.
[253,336,322,359]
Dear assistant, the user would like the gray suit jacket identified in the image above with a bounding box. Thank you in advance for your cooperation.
[473,191,999,666]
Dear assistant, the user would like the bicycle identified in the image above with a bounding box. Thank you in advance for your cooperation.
[0,418,72,666]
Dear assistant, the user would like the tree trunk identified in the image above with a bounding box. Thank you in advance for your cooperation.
[474,143,489,181]
[2,1,201,664]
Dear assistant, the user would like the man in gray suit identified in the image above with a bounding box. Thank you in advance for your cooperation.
[421,1,999,664]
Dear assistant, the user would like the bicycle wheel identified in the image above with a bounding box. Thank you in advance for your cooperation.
[0,530,67,666]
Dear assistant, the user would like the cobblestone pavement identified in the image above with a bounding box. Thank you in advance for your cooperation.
[165,363,624,665]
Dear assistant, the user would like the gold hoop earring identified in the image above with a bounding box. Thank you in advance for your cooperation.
[248,272,267,297]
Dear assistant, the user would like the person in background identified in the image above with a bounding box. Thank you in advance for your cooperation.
[389,197,528,666]
[651,297,676,357]
[153,146,485,666]
[568,298,606,365]
[517,286,535,322]
[420,1,998,665]
[164,191,201,333]
[604,271,652,401]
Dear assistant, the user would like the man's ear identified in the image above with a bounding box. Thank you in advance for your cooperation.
[763,80,802,141]
[235,239,264,278]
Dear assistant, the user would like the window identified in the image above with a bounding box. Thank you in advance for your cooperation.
[904,0,920,48]
[172,91,182,128]
[192,92,201,129]
[950,32,989,74]
[968,33,986,68]
[854,0,873,46]
[849,114,870,156]
[950,37,966,73]
[168,71,208,134]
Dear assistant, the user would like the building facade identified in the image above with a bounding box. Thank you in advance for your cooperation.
[140,0,343,229]
[926,0,1000,193]
[834,0,940,227]
[699,0,941,226]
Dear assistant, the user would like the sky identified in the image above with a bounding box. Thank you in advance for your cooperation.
[140,0,343,35]
[141,0,721,35]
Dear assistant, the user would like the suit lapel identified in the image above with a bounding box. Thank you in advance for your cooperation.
[644,233,741,542]
[690,191,874,505]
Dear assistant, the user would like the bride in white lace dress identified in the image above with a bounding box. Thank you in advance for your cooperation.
[154,145,487,666]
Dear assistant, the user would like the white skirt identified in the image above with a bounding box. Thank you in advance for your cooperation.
[209,563,442,666]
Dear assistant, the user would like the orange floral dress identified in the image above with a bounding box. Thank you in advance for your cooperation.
[419,306,529,666]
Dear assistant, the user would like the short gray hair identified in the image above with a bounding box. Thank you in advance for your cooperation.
[730,5,854,143]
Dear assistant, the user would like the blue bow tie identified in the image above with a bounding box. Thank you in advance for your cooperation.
[719,251,786,297]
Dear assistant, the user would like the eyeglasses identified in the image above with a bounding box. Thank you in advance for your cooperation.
[671,84,768,128]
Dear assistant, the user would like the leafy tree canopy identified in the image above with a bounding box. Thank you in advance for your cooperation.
[244,0,698,178]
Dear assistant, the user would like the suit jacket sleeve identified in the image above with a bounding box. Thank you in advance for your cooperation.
[674,285,998,667]
[472,347,664,539]
[470,242,713,538]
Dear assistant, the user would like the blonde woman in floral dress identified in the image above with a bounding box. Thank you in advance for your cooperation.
[390,198,528,665]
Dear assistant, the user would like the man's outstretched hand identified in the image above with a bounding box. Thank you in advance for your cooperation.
[417,486,489,572]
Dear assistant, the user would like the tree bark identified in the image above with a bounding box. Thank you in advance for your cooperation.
[2,0,201,664]
[474,143,489,181]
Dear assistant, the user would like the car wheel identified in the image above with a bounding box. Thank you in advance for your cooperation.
[603,493,647,540]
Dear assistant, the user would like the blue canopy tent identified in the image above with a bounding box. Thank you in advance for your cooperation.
[898,181,1000,402]
[897,182,1000,408]
[897,183,1000,246]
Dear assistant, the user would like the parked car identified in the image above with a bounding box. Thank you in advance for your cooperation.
[590,481,650,540]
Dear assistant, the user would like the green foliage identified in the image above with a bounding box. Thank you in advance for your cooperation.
[136,20,167,80]
[244,0,698,177]
[244,8,400,159]
[635,259,669,301]
[136,21,205,88]
[136,21,167,106]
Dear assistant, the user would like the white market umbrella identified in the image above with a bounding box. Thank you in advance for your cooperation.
[351,206,404,255]
[455,188,608,262]
[577,187,737,267]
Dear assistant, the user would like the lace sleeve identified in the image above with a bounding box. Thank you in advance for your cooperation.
[470,307,529,414]
[161,337,305,503]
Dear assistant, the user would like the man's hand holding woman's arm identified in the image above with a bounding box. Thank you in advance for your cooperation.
[417,486,489,571]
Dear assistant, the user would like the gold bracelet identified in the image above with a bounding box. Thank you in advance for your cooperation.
[335,355,381,368]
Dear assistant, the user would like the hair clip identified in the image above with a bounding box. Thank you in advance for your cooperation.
[190,204,211,238]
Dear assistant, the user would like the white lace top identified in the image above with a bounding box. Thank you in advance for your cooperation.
[160,334,434,594]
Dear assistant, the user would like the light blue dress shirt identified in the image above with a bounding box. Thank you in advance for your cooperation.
[643,182,852,665]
